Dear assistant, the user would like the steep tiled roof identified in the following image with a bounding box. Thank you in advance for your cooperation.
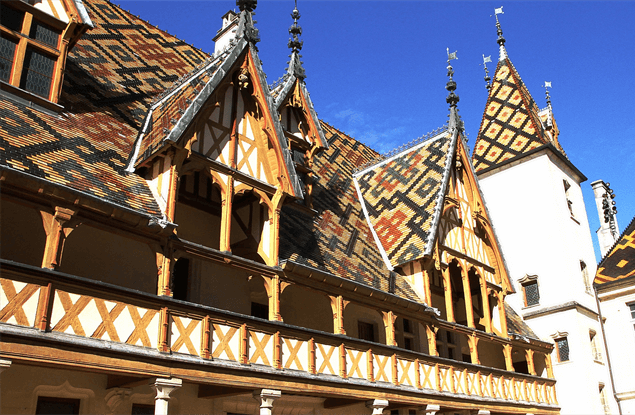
[354,129,454,269]
[505,303,538,339]
[595,216,635,284]
[279,121,420,302]
[1,0,209,215]
[472,58,554,173]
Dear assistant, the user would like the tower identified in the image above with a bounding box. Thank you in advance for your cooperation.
[472,9,617,415]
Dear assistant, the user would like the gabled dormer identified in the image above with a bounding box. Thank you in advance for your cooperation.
[127,1,302,268]
[353,68,513,338]
[0,0,93,109]
[270,3,327,210]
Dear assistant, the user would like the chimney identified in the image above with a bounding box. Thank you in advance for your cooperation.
[591,180,620,257]
[213,10,239,56]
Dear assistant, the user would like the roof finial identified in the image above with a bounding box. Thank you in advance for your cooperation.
[288,0,303,53]
[237,0,256,12]
[543,81,553,127]
[445,48,459,108]
[482,54,492,90]
[286,0,306,79]
[494,6,507,61]
[235,0,260,47]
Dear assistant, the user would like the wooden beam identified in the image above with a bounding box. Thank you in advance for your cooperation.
[323,398,362,409]
[198,384,251,399]
[107,375,150,389]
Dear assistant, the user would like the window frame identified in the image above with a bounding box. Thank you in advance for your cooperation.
[0,0,68,106]
[519,274,540,308]
[35,396,80,415]
[555,337,570,362]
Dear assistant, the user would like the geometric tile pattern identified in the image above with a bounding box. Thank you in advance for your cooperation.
[0,0,209,215]
[355,131,452,268]
[279,121,420,301]
[595,216,635,284]
[473,58,551,172]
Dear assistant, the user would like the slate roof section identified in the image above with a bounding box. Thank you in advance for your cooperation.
[472,58,561,173]
[353,129,454,269]
[279,121,421,302]
[505,303,538,339]
[595,216,635,284]
[0,0,210,215]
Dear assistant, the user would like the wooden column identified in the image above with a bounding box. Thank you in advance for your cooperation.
[265,275,282,322]
[40,206,79,270]
[468,333,480,365]
[441,265,455,323]
[525,349,536,375]
[270,192,285,267]
[480,278,492,333]
[497,291,509,337]
[156,244,173,297]
[422,262,432,305]
[425,324,438,356]
[503,344,514,372]
[382,310,397,346]
[220,179,234,252]
[330,295,347,335]
[460,265,475,328]
[545,352,555,379]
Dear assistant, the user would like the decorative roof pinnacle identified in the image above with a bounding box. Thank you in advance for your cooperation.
[482,54,492,90]
[494,6,507,61]
[236,0,260,47]
[445,48,459,108]
[543,81,553,128]
[286,0,306,79]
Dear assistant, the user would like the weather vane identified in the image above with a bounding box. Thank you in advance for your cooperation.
[446,48,459,107]
[482,54,492,89]
[543,81,552,104]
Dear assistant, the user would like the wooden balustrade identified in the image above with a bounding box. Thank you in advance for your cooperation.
[0,262,557,407]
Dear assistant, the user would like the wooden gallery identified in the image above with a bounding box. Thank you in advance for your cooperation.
[0,0,560,414]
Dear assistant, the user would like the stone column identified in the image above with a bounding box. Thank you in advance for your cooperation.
[253,389,281,415]
[424,404,441,415]
[365,399,389,415]
[477,411,491,415]
[152,378,182,415]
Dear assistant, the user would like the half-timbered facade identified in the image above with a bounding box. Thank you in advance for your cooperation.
[1,1,559,414]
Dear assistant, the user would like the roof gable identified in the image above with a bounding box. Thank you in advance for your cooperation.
[353,128,454,269]
[596,216,635,284]
[472,58,550,173]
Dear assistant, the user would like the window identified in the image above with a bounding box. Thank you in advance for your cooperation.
[629,303,635,332]
[590,330,602,362]
[131,404,155,415]
[581,261,592,294]
[599,384,611,415]
[523,281,540,307]
[0,1,67,104]
[556,337,570,362]
[436,329,458,360]
[36,397,80,415]
[358,321,375,342]
[563,179,574,218]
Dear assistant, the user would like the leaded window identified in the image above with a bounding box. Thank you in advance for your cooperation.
[523,281,540,307]
[556,337,570,362]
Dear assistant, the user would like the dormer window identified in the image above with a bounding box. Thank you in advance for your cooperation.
[0,1,67,105]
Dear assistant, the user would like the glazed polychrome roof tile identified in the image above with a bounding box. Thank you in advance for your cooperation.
[279,121,420,301]
[354,129,454,268]
[595,216,635,284]
[0,0,209,215]
[473,58,558,172]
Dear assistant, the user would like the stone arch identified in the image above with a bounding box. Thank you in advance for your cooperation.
[343,302,386,344]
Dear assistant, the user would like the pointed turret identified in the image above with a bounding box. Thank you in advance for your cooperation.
[472,10,565,173]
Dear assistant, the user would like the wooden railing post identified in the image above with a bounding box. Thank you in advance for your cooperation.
[367,349,375,382]
[158,307,170,353]
[201,316,211,359]
[309,338,316,375]
[339,343,346,378]
[240,323,248,364]
[35,282,55,331]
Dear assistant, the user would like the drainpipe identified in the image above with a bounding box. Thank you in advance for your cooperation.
[594,284,623,415]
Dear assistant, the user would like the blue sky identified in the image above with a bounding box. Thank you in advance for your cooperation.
[118,1,635,261]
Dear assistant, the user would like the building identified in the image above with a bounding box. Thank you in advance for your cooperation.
[470,14,617,415]
[594,187,635,414]
[1,0,559,414]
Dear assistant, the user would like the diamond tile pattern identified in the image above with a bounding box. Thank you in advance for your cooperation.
[355,132,452,268]
[595,216,635,284]
[0,0,209,215]
[473,58,553,172]
[279,121,420,301]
